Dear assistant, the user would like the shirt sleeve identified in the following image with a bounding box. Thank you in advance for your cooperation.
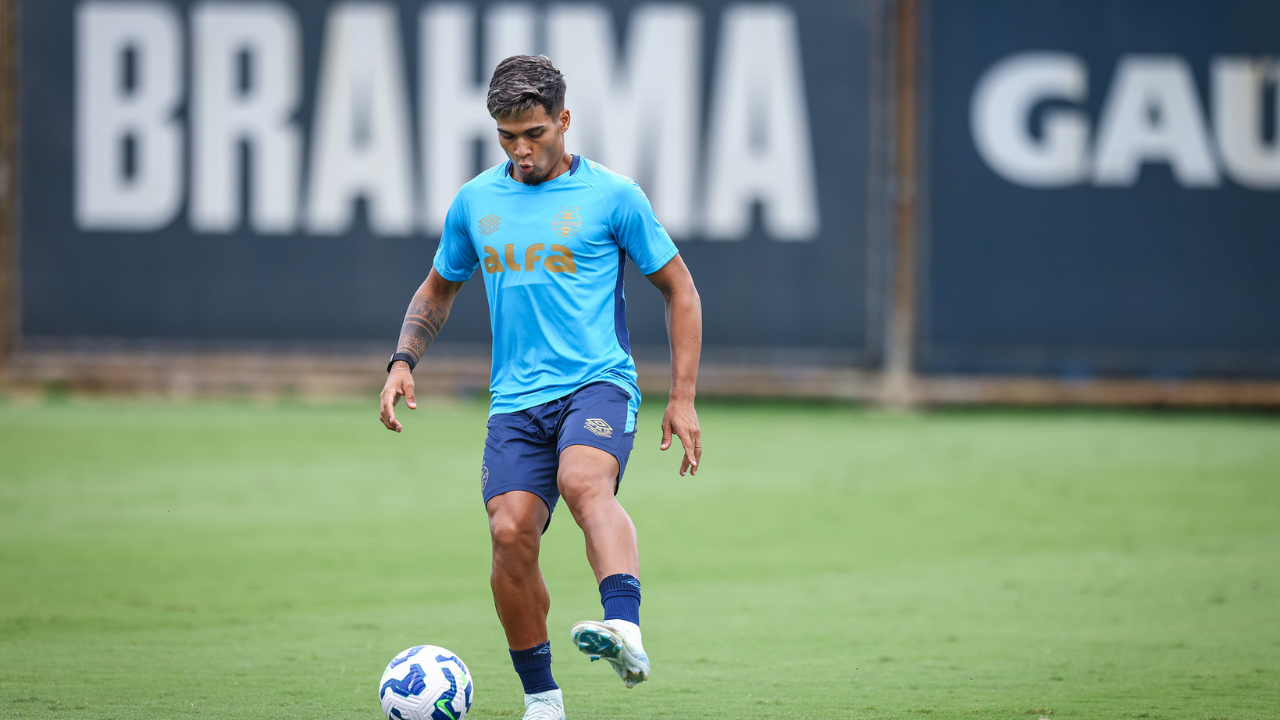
[610,179,679,275]
[432,190,480,282]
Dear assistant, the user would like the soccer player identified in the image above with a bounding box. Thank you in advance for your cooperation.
[378,55,702,720]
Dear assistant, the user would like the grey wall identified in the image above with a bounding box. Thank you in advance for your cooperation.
[20,0,880,365]
[19,0,1280,380]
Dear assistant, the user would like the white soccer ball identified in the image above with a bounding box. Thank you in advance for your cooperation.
[378,645,474,720]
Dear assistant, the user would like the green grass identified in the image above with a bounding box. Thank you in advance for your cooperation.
[1,397,1278,719]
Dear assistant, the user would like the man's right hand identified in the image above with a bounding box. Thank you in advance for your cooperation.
[379,364,417,432]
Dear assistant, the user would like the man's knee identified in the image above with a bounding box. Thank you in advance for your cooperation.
[558,456,619,522]
[558,468,606,505]
[487,494,545,559]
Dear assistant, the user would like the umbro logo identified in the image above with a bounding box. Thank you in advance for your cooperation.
[533,645,551,655]
[624,579,642,590]
[584,418,612,438]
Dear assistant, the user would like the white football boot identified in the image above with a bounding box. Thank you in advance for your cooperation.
[522,688,566,720]
[570,619,650,688]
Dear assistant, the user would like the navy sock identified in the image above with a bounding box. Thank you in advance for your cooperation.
[509,641,557,694]
[599,573,642,626]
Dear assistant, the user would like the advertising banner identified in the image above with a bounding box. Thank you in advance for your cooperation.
[21,0,880,365]
[922,0,1280,378]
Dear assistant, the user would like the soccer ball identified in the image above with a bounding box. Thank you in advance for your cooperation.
[378,645,474,720]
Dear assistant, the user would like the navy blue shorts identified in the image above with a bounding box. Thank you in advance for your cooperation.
[481,382,637,529]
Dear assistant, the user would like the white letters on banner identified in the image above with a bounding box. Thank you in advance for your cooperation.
[191,2,302,233]
[1093,57,1220,187]
[1212,58,1280,189]
[971,53,1090,187]
[76,1,184,230]
[704,4,819,241]
[74,1,822,240]
[72,6,1280,235]
[973,51,1280,190]
[307,3,415,235]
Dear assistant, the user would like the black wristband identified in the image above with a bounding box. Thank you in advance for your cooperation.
[387,353,417,373]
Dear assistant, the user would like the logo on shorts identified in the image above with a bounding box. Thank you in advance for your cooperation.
[584,418,612,438]
[480,462,489,490]
[478,214,501,236]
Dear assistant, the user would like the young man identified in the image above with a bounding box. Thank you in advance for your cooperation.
[378,55,702,720]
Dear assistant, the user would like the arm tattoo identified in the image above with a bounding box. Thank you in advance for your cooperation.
[396,295,449,365]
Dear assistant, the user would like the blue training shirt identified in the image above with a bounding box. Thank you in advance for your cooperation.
[433,156,679,431]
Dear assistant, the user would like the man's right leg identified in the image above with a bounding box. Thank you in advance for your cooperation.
[487,490,551,650]
[487,491,565,719]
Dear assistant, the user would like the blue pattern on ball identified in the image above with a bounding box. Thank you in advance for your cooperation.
[430,666,459,720]
[388,646,425,670]
[381,663,428,700]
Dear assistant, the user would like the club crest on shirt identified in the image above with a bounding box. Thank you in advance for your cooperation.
[584,418,612,438]
[478,214,501,236]
[552,207,581,238]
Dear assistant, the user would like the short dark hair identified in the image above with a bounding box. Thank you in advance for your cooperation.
[487,55,566,120]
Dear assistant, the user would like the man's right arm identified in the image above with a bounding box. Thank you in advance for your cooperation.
[379,269,465,432]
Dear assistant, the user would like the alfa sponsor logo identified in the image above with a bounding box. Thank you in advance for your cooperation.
[584,418,613,438]
[482,243,577,274]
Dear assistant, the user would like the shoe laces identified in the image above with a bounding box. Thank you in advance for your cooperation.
[523,694,564,720]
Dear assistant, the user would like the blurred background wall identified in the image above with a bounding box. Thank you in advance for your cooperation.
[1,0,1278,405]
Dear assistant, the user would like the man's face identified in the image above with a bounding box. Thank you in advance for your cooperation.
[496,106,571,185]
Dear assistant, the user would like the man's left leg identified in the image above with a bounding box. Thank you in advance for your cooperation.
[558,445,650,688]
[558,445,638,582]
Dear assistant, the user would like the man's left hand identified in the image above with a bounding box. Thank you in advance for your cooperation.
[660,397,701,476]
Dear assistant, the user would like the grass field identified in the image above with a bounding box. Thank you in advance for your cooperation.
[1,396,1278,719]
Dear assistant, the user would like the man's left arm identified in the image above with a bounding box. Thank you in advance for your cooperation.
[645,255,703,476]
